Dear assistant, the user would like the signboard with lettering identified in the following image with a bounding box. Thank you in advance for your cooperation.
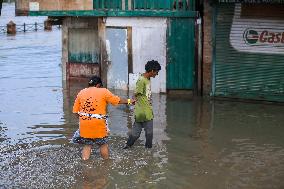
[230,4,284,54]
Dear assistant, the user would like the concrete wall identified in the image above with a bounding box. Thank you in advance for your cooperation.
[106,17,167,93]
[202,0,213,96]
[16,0,92,13]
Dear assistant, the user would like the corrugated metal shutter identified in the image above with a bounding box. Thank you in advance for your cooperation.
[213,4,284,102]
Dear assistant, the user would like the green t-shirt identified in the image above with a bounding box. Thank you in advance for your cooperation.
[134,75,153,122]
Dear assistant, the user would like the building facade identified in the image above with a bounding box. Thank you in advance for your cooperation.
[203,0,284,102]
[15,0,197,93]
[15,0,284,102]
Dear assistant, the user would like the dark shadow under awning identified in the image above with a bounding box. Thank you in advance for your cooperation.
[218,0,284,3]
[0,0,2,16]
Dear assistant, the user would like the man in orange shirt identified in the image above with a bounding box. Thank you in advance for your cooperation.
[72,76,134,160]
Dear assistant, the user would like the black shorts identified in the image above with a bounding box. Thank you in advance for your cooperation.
[71,129,108,146]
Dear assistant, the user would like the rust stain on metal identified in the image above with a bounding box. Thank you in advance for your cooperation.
[67,62,100,79]
[98,18,108,87]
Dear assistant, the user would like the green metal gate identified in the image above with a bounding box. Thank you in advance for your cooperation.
[213,4,284,102]
[167,18,195,89]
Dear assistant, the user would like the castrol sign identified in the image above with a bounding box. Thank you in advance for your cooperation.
[243,29,284,45]
[230,4,284,54]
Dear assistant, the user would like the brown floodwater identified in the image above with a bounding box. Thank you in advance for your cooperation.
[0,3,284,189]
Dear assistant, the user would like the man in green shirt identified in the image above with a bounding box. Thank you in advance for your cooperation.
[124,60,161,149]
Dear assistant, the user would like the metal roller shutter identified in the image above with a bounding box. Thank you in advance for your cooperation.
[213,4,284,102]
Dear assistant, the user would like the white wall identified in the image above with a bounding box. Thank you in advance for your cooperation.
[106,17,167,93]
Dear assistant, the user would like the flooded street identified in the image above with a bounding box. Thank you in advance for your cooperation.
[1,3,284,189]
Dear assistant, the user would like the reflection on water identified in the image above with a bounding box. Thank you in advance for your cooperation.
[1,3,284,189]
[0,30,63,144]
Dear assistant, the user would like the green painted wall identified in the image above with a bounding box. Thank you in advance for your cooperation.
[69,53,99,63]
[29,10,197,17]
[167,18,195,90]
[93,0,194,11]
[68,28,100,63]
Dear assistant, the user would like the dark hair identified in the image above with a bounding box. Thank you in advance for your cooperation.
[88,76,103,87]
[145,60,161,73]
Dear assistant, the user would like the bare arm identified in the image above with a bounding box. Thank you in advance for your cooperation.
[119,98,135,105]
[74,113,79,119]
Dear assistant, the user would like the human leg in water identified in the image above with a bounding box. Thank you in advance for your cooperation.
[144,120,153,148]
[82,145,92,160]
[124,122,142,149]
[99,143,109,159]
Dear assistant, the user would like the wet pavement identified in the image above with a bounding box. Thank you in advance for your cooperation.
[0,3,284,189]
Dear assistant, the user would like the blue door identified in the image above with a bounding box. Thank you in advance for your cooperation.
[106,28,128,90]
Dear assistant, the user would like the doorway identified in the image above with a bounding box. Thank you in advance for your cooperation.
[106,27,131,90]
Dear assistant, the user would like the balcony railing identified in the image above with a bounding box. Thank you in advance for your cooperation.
[93,0,194,11]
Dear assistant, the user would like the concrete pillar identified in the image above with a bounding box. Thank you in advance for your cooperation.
[44,19,52,31]
[202,0,213,96]
[7,21,16,35]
